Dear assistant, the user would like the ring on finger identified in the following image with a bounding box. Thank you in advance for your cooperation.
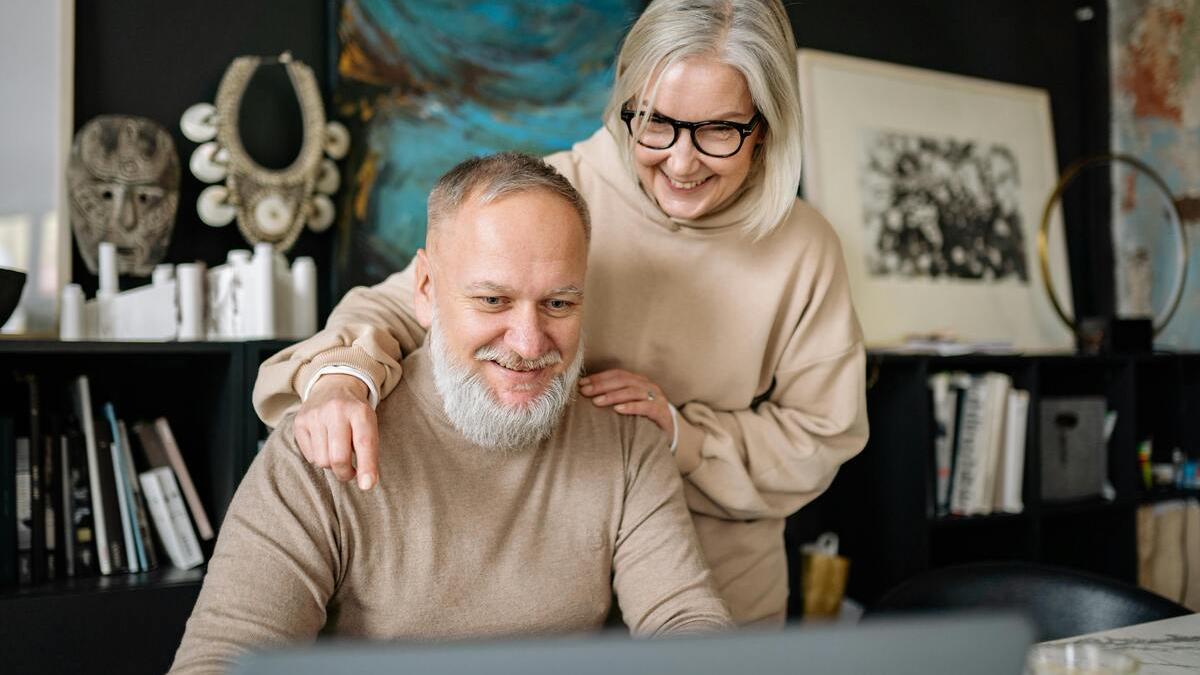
[646,390,656,402]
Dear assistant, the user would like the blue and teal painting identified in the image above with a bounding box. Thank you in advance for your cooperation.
[332,0,639,290]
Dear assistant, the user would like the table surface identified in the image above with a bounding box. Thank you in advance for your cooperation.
[1051,613,1200,674]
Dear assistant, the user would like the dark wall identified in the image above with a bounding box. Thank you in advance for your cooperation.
[788,0,1113,317]
[73,0,1113,320]
[73,0,335,318]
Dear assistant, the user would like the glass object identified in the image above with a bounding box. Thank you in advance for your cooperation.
[620,108,761,158]
[1026,642,1139,675]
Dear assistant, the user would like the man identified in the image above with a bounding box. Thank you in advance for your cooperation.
[169,153,731,674]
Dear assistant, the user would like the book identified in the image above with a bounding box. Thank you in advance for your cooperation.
[994,389,1029,514]
[23,375,45,583]
[90,404,127,573]
[59,434,75,577]
[65,424,97,576]
[103,404,140,573]
[929,372,970,516]
[948,373,1012,516]
[117,419,157,571]
[152,418,213,541]
[139,467,203,570]
[976,373,1012,512]
[42,433,58,580]
[0,416,15,585]
[943,375,971,516]
[72,376,114,575]
[15,436,31,584]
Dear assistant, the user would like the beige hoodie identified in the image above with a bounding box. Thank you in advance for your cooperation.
[254,127,869,624]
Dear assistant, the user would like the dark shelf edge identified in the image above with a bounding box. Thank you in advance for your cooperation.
[0,339,240,355]
[0,566,205,601]
[1040,498,1134,518]
[930,512,1031,528]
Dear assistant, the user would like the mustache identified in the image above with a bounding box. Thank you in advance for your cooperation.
[473,345,563,372]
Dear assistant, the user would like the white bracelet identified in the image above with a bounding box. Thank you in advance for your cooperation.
[667,402,680,454]
[304,365,380,409]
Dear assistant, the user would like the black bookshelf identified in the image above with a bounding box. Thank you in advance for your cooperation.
[786,350,1200,614]
[0,340,291,675]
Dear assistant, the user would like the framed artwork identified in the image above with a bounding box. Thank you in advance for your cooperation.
[330,0,637,292]
[0,0,74,335]
[1111,0,1200,349]
[797,49,1074,352]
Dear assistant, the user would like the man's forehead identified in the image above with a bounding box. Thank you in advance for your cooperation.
[463,279,584,296]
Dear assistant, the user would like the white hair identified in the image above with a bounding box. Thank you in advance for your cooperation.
[428,312,584,451]
[603,0,803,239]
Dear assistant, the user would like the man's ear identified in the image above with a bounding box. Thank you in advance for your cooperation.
[413,249,434,329]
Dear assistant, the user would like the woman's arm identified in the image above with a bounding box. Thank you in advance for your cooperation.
[253,263,424,426]
[673,342,868,520]
[253,263,425,489]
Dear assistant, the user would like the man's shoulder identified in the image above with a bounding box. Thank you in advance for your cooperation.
[555,397,668,465]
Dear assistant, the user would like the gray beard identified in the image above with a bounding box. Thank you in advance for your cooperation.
[428,315,583,451]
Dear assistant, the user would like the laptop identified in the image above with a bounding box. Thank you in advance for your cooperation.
[231,612,1034,675]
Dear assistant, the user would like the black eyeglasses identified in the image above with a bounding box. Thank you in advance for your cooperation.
[620,107,762,158]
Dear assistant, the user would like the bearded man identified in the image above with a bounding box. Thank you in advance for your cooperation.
[169,153,731,674]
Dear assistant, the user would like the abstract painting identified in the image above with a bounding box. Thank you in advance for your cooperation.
[798,50,1074,351]
[331,0,638,291]
[1111,0,1200,348]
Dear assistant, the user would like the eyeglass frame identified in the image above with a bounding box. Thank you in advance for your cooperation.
[619,107,762,158]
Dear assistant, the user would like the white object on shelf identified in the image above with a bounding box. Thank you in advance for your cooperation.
[59,283,84,340]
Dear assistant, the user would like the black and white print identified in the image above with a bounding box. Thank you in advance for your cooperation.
[859,129,1029,282]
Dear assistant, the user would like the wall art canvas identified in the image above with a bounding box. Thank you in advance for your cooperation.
[332,0,637,291]
[1111,0,1200,349]
[797,50,1074,351]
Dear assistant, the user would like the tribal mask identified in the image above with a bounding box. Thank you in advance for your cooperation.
[67,115,180,276]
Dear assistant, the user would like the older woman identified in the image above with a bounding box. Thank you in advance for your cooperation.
[254,0,868,625]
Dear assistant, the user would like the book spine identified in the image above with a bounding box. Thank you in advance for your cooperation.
[950,377,987,516]
[104,404,140,573]
[156,468,204,569]
[118,420,156,570]
[0,417,15,586]
[42,434,57,580]
[59,435,75,577]
[15,437,31,584]
[27,375,44,583]
[74,377,112,575]
[93,433,126,573]
[138,469,183,569]
[67,428,97,576]
[154,418,213,540]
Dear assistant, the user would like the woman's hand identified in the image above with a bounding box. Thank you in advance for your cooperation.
[293,373,380,490]
[579,369,675,437]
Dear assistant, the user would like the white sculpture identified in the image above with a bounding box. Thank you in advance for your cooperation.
[61,241,318,341]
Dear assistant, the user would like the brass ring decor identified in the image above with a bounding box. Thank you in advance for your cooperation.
[1038,153,1189,337]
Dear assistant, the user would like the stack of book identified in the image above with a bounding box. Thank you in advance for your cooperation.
[929,371,1030,518]
[0,374,211,587]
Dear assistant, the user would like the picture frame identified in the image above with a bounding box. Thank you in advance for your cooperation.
[797,49,1074,351]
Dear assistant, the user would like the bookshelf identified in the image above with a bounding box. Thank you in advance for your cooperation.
[3,343,1196,671]
[785,351,1200,615]
[0,340,289,675]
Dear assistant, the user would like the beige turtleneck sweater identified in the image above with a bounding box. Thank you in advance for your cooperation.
[171,347,730,674]
[254,126,869,625]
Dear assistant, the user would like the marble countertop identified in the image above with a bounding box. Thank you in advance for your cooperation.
[1051,613,1200,674]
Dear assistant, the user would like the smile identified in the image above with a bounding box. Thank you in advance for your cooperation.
[487,361,549,382]
[663,172,712,191]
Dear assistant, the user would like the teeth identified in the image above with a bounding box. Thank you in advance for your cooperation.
[667,175,708,190]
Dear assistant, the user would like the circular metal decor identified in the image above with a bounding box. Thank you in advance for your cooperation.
[1038,153,1189,337]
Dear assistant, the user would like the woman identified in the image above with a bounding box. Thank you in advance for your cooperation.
[254,0,868,625]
